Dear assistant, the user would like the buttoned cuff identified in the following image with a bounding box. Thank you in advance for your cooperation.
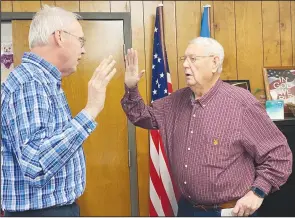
[72,110,97,137]
[124,84,140,99]
[252,176,272,195]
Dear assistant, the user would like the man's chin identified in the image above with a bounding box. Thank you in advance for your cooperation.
[61,68,76,77]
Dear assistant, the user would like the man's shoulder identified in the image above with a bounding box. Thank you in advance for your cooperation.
[2,62,46,95]
[153,87,190,105]
[220,82,259,106]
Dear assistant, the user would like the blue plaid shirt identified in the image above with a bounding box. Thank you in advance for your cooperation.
[1,52,97,212]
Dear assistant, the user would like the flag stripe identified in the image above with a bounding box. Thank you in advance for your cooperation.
[149,178,165,216]
[149,4,178,217]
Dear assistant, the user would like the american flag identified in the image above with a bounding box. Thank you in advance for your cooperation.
[149,4,179,217]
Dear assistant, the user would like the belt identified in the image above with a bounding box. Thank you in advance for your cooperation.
[190,199,237,211]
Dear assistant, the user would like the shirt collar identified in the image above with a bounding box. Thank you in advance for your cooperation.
[190,79,223,108]
[22,52,62,84]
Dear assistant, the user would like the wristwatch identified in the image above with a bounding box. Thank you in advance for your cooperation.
[251,186,266,198]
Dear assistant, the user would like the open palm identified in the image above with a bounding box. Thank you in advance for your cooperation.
[125,48,144,88]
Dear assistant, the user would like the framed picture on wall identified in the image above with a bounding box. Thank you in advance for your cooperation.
[263,66,295,117]
[223,80,251,92]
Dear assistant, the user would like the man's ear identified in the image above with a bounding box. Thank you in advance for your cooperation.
[212,56,220,73]
[53,30,64,47]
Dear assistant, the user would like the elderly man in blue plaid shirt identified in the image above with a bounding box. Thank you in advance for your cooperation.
[1,5,117,217]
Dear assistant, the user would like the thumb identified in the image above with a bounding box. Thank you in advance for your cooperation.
[232,203,240,216]
[138,70,145,79]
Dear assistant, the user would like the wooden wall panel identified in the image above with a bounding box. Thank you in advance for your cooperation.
[163,1,179,90]
[5,1,294,216]
[279,1,293,66]
[176,1,201,89]
[110,1,130,12]
[262,1,281,67]
[143,1,162,102]
[12,1,41,12]
[80,1,110,12]
[1,1,12,12]
[235,1,264,93]
[291,1,295,65]
[213,1,237,80]
[41,1,56,7]
[55,1,79,12]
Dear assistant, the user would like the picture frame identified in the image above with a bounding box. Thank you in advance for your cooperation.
[223,80,251,92]
[263,66,295,117]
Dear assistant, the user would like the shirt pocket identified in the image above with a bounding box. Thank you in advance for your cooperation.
[203,130,240,168]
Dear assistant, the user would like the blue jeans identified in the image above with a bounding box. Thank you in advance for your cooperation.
[4,202,80,217]
[177,197,257,217]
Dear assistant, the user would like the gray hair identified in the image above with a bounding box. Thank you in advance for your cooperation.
[29,4,81,49]
[189,37,224,73]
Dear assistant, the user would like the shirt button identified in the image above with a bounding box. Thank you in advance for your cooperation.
[185,165,188,168]
[188,196,191,199]
[71,148,75,153]
[87,128,91,133]
[203,104,206,107]
[193,114,196,117]
[188,147,191,151]
[190,130,193,133]
[184,181,187,184]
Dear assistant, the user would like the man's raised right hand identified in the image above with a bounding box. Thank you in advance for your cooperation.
[84,55,117,119]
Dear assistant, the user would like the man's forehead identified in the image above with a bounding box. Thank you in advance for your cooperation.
[185,43,204,55]
[68,20,84,36]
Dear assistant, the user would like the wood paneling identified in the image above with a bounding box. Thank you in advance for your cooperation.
[291,1,295,65]
[5,1,294,216]
[143,1,162,102]
[163,1,179,90]
[11,21,31,65]
[110,1,130,12]
[176,1,201,89]
[55,1,79,12]
[80,1,110,12]
[235,1,264,92]
[1,1,12,12]
[279,1,292,66]
[214,1,237,80]
[41,1,56,7]
[12,1,41,12]
[262,1,281,66]
[72,20,130,216]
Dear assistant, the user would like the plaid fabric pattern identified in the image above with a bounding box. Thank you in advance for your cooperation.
[1,52,97,211]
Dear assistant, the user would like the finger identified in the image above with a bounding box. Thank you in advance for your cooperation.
[138,70,145,79]
[104,68,117,85]
[237,206,245,217]
[93,56,113,80]
[100,60,116,78]
[244,208,251,217]
[133,49,138,66]
[127,49,131,66]
[98,55,113,72]
[91,58,106,80]
[124,54,128,69]
[131,48,136,65]
[232,204,240,216]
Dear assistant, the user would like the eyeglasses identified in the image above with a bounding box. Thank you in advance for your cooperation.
[61,30,86,48]
[179,55,214,63]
